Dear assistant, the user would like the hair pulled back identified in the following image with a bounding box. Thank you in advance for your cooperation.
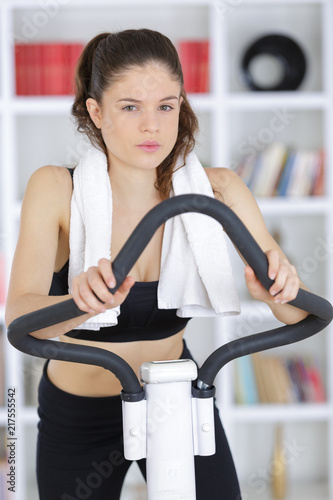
[72,28,199,198]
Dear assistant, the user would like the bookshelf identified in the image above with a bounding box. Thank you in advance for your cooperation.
[0,0,333,499]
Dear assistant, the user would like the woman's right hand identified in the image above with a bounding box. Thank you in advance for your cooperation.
[71,258,135,314]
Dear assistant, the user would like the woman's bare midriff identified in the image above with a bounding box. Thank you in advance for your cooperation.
[47,329,185,397]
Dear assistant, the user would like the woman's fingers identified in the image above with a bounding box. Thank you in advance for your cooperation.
[245,249,300,305]
[98,258,116,289]
[72,260,136,314]
[266,250,299,304]
[113,276,136,301]
[72,273,104,313]
[271,264,299,304]
[87,266,114,305]
[244,265,268,302]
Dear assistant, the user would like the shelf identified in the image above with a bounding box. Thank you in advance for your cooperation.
[7,0,211,7]
[239,0,327,4]
[5,0,327,7]
[10,93,215,114]
[227,93,328,110]
[257,196,332,215]
[9,92,328,115]
[188,93,215,111]
[12,96,74,115]
[229,403,331,422]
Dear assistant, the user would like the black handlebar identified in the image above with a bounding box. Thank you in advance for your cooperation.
[7,195,333,397]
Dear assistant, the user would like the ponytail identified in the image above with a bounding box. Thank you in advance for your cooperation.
[71,32,110,154]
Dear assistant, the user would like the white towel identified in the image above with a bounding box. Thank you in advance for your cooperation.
[69,145,240,330]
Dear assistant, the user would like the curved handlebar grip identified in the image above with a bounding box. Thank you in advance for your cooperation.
[7,195,333,394]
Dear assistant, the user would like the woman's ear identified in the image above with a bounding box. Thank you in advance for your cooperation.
[86,98,102,129]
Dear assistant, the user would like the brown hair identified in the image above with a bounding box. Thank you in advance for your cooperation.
[71,29,199,199]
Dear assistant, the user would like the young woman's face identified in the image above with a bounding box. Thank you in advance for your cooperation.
[87,64,183,173]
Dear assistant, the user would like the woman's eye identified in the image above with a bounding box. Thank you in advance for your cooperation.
[123,105,137,112]
[159,105,173,111]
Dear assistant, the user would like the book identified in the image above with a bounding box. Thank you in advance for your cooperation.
[311,150,325,196]
[15,42,83,96]
[63,43,83,95]
[15,44,42,95]
[235,144,325,198]
[41,43,67,95]
[178,40,209,93]
[234,355,259,404]
[253,142,287,196]
[236,352,326,405]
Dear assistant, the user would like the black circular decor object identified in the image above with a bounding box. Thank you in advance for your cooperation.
[241,34,307,91]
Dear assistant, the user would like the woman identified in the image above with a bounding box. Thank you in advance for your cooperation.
[5,29,306,499]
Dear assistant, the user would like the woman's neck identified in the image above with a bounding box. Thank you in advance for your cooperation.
[109,162,163,212]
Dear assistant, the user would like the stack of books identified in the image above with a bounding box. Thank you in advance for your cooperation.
[235,142,324,197]
[178,40,209,93]
[15,42,83,95]
[234,352,326,405]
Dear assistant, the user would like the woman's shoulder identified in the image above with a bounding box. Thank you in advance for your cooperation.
[28,164,73,184]
[204,167,245,205]
[26,165,73,198]
[204,166,238,185]
[23,165,73,225]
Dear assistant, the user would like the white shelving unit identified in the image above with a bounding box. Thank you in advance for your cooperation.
[0,1,332,499]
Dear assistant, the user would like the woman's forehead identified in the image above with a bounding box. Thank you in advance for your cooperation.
[104,64,181,102]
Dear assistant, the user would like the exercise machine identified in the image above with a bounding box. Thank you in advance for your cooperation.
[7,195,333,499]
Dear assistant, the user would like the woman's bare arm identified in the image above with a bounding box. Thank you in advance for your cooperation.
[5,166,133,339]
[206,167,308,325]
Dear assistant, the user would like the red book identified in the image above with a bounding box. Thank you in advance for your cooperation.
[178,40,209,93]
[192,42,201,93]
[15,44,43,95]
[28,44,43,95]
[178,41,193,93]
[198,40,209,93]
[15,44,26,95]
[307,363,326,403]
[312,150,325,196]
[179,41,199,92]
[63,43,84,95]
[41,43,67,95]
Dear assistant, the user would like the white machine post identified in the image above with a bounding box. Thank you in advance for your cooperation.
[122,358,216,499]
[140,359,198,500]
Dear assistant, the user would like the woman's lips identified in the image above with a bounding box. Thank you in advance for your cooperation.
[137,141,161,153]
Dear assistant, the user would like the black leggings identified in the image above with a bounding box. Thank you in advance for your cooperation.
[36,341,241,499]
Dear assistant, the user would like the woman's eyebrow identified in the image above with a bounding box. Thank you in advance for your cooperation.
[116,96,179,103]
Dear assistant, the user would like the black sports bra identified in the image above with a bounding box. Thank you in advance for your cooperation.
[48,168,191,342]
[49,260,191,342]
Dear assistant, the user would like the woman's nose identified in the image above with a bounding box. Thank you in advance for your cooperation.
[140,111,159,133]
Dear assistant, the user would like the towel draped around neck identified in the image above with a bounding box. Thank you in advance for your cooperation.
[69,145,240,330]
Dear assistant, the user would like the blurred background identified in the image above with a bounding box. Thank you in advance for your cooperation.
[0,1,333,499]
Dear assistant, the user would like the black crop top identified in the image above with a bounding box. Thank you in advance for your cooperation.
[49,168,191,342]
[49,261,191,342]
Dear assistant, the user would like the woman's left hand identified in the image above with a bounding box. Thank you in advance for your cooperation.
[244,249,300,305]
